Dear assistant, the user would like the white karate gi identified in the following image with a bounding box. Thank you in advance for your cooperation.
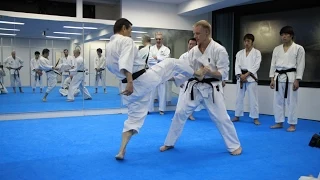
[30,58,44,89]
[235,48,261,119]
[60,55,74,86]
[59,76,80,97]
[94,55,107,89]
[67,56,92,101]
[106,34,194,134]
[4,56,23,87]
[163,39,241,152]
[148,44,171,112]
[0,68,8,94]
[38,56,57,94]
[269,42,305,125]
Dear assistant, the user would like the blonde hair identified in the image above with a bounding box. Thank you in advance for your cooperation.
[155,32,163,38]
[194,20,212,35]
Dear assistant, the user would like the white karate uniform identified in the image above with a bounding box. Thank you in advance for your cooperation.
[30,58,44,89]
[163,39,241,152]
[234,48,261,119]
[106,34,194,134]
[269,42,305,125]
[4,56,23,87]
[38,56,57,94]
[0,68,8,94]
[60,55,74,86]
[67,56,92,101]
[59,77,80,97]
[148,44,171,112]
[94,55,107,89]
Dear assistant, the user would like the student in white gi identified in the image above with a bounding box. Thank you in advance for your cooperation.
[38,49,59,102]
[269,26,305,132]
[106,18,205,160]
[4,51,24,93]
[30,51,44,93]
[94,48,107,94]
[67,49,92,102]
[232,34,262,125]
[148,32,171,115]
[138,35,152,69]
[0,63,8,94]
[59,76,80,97]
[160,20,242,156]
[59,49,74,87]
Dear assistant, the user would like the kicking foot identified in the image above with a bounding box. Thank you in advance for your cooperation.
[231,147,242,156]
[287,125,296,132]
[253,119,261,125]
[115,151,125,160]
[232,117,240,122]
[188,115,195,121]
[194,69,205,81]
[66,99,74,102]
[42,98,47,102]
[159,111,164,115]
[270,123,283,129]
[160,145,174,152]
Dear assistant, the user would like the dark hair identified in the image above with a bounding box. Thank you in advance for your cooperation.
[215,40,222,45]
[243,34,255,42]
[113,18,132,34]
[188,38,197,44]
[63,49,68,52]
[42,48,50,55]
[35,51,40,55]
[280,26,294,38]
[97,48,102,53]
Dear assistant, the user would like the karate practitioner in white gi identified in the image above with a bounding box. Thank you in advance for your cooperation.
[38,49,59,102]
[30,51,44,93]
[232,34,262,125]
[67,49,92,102]
[106,18,205,160]
[0,63,8,94]
[4,51,24,93]
[59,76,80,97]
[160,20,242,156]
[59,49,74,87]
[269,26,305,132]
[148,32,171,115]
[94,48,107,94]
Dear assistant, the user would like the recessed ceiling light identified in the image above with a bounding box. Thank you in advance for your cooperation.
[63,26,97,30]
[132,31,147,34]
[99,38,110,41]
[0,28,20,31]
[46,36,70,39]
[0,21,24,25]
[54,32,82,35]
[0,33,16,36]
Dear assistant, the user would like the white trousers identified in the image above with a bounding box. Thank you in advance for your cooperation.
[67,73,92,100]
[94,70,106,88]
[59,88,80,97]
[274,82,298,124]
[45,71,57,94]
[163,83,241,152]
[120,58,194,133]
[0,80,8,94]
[235,81,259,119]
[61,74,69,87]
[10,74,21,87]
[31,74,43,89]
[166,81,173,102]
[148,82,166,112]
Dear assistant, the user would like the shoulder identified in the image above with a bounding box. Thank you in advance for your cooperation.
[253,48,261,55]
[294,43,305,51]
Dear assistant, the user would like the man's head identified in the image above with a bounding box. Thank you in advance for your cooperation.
[73,49,80,58]
[193,20,211,44]
[42,49,50,58]
[280,26,294,44]
[243,34,255,49]
[114,18,132,37]
[97,48,102,56]
[142,35,151,46]
[187,38,197,51]
[11,51,16,58]
[35,51,40,59]
[155,32,163,46]
[63,49,69,57]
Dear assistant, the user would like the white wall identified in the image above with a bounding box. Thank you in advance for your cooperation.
[121,0,212,30]
[0,37,70,87]
[224,84,320,121]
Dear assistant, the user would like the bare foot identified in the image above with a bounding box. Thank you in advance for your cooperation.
[232,117,240,122]
[231,147,242,156]
[42,98,47,102]
[287,125,296,132]
[160,145,174,152]
[270,123,283,129]
[188,115,195,121]
[253,119,261,125]
[115,151,125,160]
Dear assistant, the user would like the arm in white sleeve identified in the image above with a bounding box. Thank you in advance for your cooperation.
[269,49,276,78]
[248,50,261,75]
[39,59,53,71]
[216,49,230,81]
[19,57,24,67]
[295,46,305,80]
[94,57,98,69]
[234,52,242,75]
[119,38,135,75]
[30,60,35,71]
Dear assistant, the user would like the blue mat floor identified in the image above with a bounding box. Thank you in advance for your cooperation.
[0,86,178,114]
[0,110,319,180]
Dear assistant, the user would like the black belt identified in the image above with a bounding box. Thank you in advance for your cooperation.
[121,69,146,83]
[77,70,84,72]
[35,73,41,81]
[0,80,4,89]
[239,70,258,89]
[275,68,296,98]
[184,77,220,103]
[46,70,61,75]
[13,69,20,80]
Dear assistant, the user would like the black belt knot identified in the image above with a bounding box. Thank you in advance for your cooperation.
[275,68,296,98]
[184,77,220,103]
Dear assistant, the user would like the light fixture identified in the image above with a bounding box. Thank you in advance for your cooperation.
[99,38,110,41]
[0,33,16,36]
[0,21,24,25]
[0,28,20,31]
[151,38,155,40]
[46,36,70,39]
[133,41,142,43]
[54,32,82,35]
[63,26,97,30]
[136,37,142,39]
[132,31,147,34]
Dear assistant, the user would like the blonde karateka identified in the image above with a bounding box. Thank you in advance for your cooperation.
[4,51,24,93]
